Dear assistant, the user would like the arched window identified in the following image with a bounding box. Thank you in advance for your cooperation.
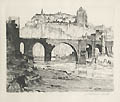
[20,42,24,54]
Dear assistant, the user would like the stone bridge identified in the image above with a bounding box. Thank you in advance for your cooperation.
[19,38,87,64]
[15,33,113,64]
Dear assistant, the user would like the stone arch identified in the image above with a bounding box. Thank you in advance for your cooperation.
[32,42,45,61]
[86,44,92,58]
[20,42,24,54]
[51,42,78,63]
[96,44,102,54]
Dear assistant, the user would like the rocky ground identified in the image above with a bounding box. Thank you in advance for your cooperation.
[7,56,113,92]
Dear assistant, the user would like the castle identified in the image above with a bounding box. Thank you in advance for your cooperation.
[30,7,87,26]
[20,7,113,41]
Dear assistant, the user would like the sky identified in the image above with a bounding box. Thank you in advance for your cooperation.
[1,0,119,28]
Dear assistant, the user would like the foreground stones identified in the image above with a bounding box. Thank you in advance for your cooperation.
[7,56,113,92]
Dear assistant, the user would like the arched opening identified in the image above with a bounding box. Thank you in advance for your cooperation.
[51,43,78,63]
[20,42,24,54]
[96,44,102,54]
[86,44,92,58]
[33,43,44,62]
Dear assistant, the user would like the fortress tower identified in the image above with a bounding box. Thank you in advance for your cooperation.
[76,7,87,27]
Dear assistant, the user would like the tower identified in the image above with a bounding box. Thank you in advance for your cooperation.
[41,9,44,15]
[76,7,87,27]
[6,17,20,57]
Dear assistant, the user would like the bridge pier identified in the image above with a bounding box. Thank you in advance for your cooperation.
[24,41,33,57]
[44,44,54,61]
[44,49,52,61]
[77,40,86,64]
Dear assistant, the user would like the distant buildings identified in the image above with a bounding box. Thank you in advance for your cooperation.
[20,7,113,41]
[27,7,87,27]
